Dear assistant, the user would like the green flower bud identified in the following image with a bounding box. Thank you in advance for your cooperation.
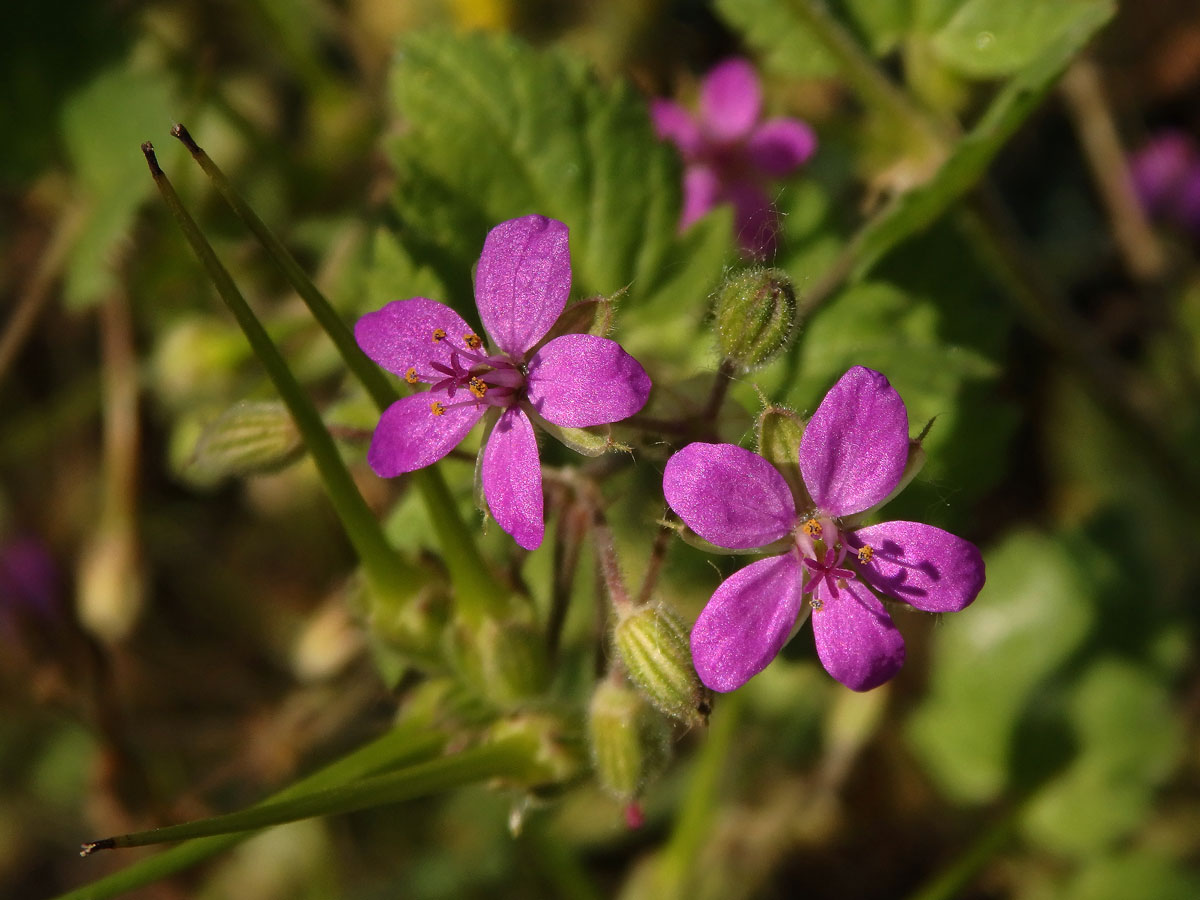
[755,402,811,508]
[182,401,303,486]
[613,605,711,727]
[587,678,672,803]
[713,267,796,370]
[452,617,549,709]
[486,711,586,792]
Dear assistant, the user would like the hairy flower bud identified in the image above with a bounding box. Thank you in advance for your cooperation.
[587,678,672,803]
[453,617,549,709]
[183,401,303,486]
[713,268,796,370]
[613,605,711,726]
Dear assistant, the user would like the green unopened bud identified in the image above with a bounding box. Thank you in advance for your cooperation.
[487,711,585,792]
[755,403,811,508]
[713,267,796,370]
[453,617,549,709]
[613,605,711,726]
[183,401,303,486]
[587,678,672,803]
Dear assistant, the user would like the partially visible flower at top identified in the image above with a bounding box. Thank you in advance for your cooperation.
[651,57,817,258]
[1129,131,1200,237]
[663,367,985,692]
[356,215,652,551]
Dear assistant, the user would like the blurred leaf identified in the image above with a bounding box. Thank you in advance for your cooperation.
[60,63,175,308]
[716,0,909,78]
[848,0,1114,280]
[906,531,1093,804]
[1021,658,1183,856]
[386,30,712,312]
[930,0,1110,79]
[1056,851,1200,900]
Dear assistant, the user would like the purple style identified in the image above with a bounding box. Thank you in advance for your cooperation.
[652,58,817,258]
[357,215,652,550]
[663,367,985,692]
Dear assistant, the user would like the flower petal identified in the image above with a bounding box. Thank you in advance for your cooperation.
[747,118,817,176]
[811,578,905,691]
[650,98,702,158]
[727,181,778,258]
[681,164,721,229]
[691,553,806,692]
[474,215,571,358]
[700,58,761,142]
[663,443,796,549]
[526,334,651,427]
[799,366,909,517]
[354,298,475,380]
[367,390,483,477]
[482,407,544,550]
[851,521,985,612]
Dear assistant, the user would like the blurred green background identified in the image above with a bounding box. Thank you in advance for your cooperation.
[2,1,1199,898]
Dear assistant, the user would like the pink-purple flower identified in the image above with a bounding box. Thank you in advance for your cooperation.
[651,57,817,258]
[356,215,652,551]
[663,366,984,692]
[1129,131,1200,238]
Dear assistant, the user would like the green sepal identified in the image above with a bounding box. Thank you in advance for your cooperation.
[531,409,631,458]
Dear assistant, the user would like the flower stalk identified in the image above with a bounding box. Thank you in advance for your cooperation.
[142,142,417,610]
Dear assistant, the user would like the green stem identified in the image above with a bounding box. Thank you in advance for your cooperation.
[904,803,1024,900]
[169,125,499,618]
[142,142,415,608]
[81,736,539,855]
[656,691,744,897]
[56,724,445,900]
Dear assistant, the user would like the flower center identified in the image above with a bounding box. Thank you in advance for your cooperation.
[794,516,857,609]
[411,330,528,416]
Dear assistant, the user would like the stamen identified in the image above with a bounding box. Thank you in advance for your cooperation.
[430,400,446,416]
[404,367,419,385]
[432,328,447,343]
[810,597,823,611]
[463,333,482,349]
[802,518,823,538]
[468,377,488,399]
[857,545,874,564]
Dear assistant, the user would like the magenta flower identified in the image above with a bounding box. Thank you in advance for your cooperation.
[1129,131,1200,237]
[356,215,652,551]
[651,57,817,258]
[663,367,984,692]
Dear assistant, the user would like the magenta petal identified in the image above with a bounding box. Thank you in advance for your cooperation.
[482,407,544,550]
[681,165,721,229]
[474,215,571,358]
[367,391,483,477]
[799,366,909,517]
[663,443,796,549]
[354,298,475,379]
[691,553,805,692]
[526,334,651,427]
[747,118,817,176]
[727,181,779,258]
[852,521,985,613]
[811,578,905,691]
[700,58,761,142]
[651,98,703,157]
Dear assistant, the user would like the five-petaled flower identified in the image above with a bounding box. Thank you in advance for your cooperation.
[356,215,652,551]
[651,57,817,258]
[663,366,985,692]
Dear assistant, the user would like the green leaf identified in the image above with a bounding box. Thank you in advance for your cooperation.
[1021,658,1184,856]
[1056,852,1200,900]
[60,63,175,308]
[386,30,696,308]
[906,531,1093,804]
[931,0,1110,79]
[847,0,1114,280]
